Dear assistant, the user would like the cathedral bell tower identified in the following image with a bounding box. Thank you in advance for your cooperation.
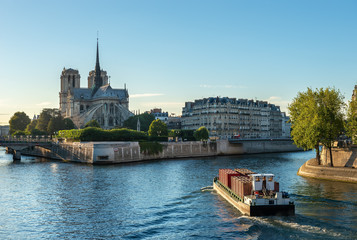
[59,68,80,116]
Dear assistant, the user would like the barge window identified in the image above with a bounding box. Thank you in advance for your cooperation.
[268,176,273,182]
[255,177,260,182]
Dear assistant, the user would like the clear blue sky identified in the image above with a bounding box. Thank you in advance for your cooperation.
[1,0,357,124]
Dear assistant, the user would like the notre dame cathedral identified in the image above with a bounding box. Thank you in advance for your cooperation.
[59,40,133,129]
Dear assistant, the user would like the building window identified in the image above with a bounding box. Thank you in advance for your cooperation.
[110,103,114,114]
[73,75,75,88]
[80,105,84,112]
[109,117,113,126]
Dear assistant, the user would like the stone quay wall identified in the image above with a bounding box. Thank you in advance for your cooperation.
[320,147,357,168]
[221,139,300,155]
[52,141,218,164]
[298,158,357,183]
[28,139,299,164]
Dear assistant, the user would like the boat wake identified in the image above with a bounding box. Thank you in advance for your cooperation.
[201,186,214,192]
[242,215,353,239]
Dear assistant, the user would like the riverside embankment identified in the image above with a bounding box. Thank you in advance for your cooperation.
[21,139,301,164]
[297,147,357,183]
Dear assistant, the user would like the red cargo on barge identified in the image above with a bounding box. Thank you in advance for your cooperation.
[213,168,295,216]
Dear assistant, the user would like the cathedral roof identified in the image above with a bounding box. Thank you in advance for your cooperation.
[72,85,127,101]
[92,84,127,99]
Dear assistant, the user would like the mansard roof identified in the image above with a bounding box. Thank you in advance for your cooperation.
[72,85,127,101]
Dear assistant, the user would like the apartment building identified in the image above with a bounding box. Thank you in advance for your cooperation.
[181,97,283,139]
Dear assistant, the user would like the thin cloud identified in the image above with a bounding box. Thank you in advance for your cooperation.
[267,96,281,101]
[130,93,164,98]
[142,102,183,107]
[266,96,290,113]
[200,84,246,89]
[36,102,51,106]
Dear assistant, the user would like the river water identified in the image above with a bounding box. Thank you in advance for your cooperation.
[0,147,356,239]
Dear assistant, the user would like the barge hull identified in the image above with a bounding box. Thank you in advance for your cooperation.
[213,180,294,216]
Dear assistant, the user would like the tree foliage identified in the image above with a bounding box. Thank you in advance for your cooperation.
[288,87,345,166]
[345,99,357,143]
[30,128,47,136]
[194,126,209,141]
[148,119,168,137]
[85,119,101,128]
[64,118,75,130]
[123,113,155,132]
[47,116,65,134]
[25,119,38,133]
[36,109,61,133]
[9,111,31,134]
[13,130,27,136]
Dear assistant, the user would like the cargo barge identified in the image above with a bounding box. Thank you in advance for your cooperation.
[213,168,295,216]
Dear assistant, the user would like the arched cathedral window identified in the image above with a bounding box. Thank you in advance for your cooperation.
[110,103,114,114]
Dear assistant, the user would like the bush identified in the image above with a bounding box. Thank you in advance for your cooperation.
[58,129,82,141]
[58,127,167,142]
[78,127,148,142]
[109,128,148,141]
[79,127,107,141]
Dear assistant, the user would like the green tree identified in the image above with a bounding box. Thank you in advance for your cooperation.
[288,87,345,166]
[13,130,26,136]
[64,118,76,130]
[85,119,101,128]
[9,111,31,134]
[316,88,345,166]
[47,116,66,134]
[36,109,60,133]
[30,128,47,136]
[180,129,195,141]
[25,119,38,133]
[148,119,168,137]
[123,113,155,132]
[345,99,357,144]
[194,126,209,141]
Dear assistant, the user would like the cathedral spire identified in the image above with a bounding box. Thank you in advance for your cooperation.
[92,38,103,96]
[95,38,101,74]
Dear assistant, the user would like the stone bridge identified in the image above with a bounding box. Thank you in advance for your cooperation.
[0,136,52,160]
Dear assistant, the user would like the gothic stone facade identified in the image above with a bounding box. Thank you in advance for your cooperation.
[181,97,283,139]
[59,42,133,129]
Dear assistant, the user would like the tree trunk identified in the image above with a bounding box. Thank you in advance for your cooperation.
[329,147,334,167]
[315,145,320,165]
